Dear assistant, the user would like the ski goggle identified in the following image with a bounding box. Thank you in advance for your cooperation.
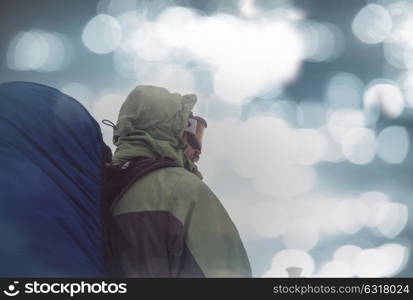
[184,115,207,151]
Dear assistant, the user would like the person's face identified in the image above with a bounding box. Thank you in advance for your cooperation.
[183,132,201,162]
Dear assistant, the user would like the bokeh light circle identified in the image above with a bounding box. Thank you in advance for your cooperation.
[82,14,122,54]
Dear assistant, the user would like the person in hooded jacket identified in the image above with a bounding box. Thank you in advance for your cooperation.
[108,85,251,278]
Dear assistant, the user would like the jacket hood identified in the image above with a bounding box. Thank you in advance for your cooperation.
[112,85,202,179]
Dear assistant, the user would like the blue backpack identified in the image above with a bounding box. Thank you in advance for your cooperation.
[0,82,109,277]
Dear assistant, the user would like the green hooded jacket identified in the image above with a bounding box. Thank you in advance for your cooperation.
[110,85,252,277]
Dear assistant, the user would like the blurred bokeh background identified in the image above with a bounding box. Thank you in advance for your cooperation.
[1,0,412,277]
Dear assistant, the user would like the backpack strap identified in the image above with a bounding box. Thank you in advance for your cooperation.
[105,157,179,211]
[102,156,179,276]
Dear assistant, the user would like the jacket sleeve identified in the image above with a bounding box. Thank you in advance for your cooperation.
[173,174,252,277]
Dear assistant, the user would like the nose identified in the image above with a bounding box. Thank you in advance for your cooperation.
[193,150,201,162]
